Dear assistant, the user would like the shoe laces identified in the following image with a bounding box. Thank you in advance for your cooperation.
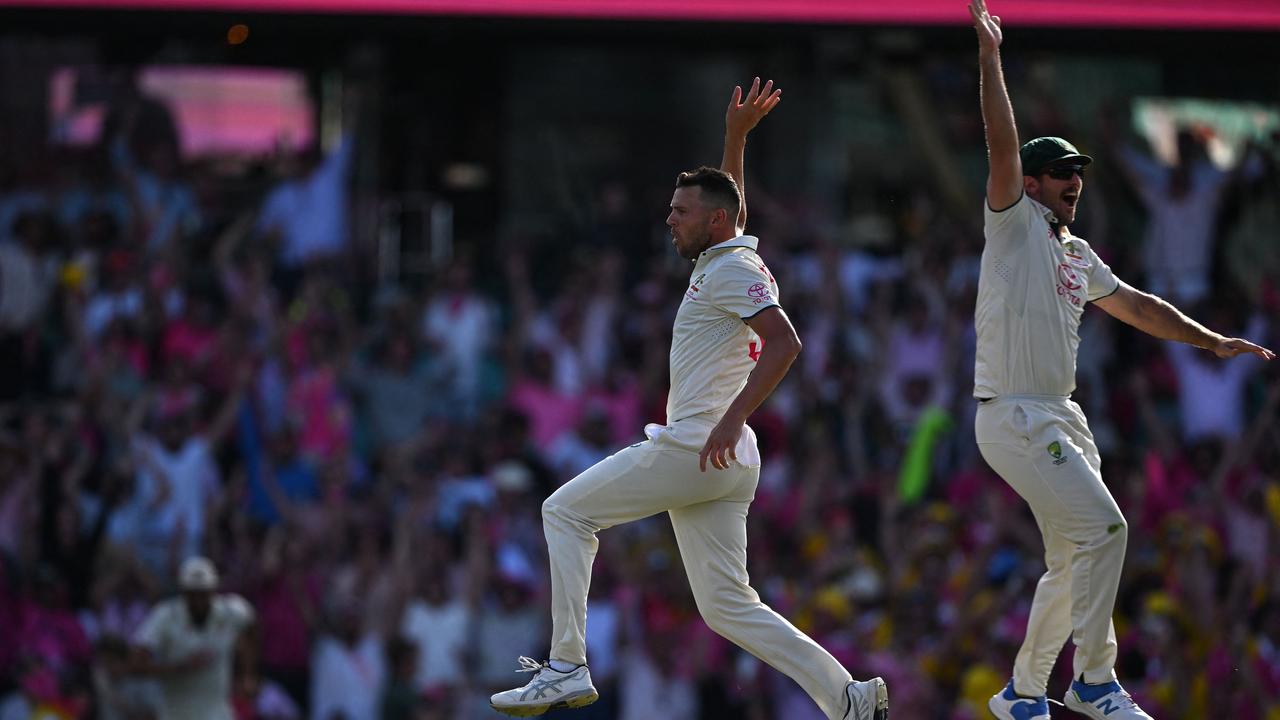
[515,656,547,673]
[1108,689,1139,708]
[1084,684,1138,709]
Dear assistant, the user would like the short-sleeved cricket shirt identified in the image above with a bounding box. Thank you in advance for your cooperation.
[134,594,255,720]
[974,194,1120,399]
[667,235,780,423]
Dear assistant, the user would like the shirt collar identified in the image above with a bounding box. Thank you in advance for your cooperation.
[1027,196,1058,225]
[1027,197,1074,242]
[700,235,759,256]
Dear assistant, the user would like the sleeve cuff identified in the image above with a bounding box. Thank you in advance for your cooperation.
[986,191,1025,214]
[1091,279,1121,301]
[742,304,781,322]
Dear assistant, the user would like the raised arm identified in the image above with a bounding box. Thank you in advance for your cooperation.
[970,0,1023,210]
[1093,282,1275,360]
[722,77,782,235]
[203,362,253,448]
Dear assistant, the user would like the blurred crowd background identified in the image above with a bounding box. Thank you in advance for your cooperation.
[2,7,1280,720]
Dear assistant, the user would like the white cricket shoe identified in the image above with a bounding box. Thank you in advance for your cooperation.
[1063,679,1153,719]
[842,677,889,720]
[489,656,599,717]
[988,680,1050,720]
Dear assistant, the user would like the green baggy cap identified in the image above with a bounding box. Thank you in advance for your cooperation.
[1020,136,1092,176]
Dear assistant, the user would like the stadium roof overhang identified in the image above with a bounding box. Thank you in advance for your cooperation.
[2,0,1280,30]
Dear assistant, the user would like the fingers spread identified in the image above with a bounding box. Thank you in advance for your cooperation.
[759,79,774,104]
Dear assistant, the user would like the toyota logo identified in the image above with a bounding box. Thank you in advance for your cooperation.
[1057,264,1082,291]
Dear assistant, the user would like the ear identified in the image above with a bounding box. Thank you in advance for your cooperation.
[1023,175,1040,199]
[711,207,730,227]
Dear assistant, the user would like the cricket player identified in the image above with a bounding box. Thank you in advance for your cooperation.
[132,556,258,720]
[490,79,889,720]
[969,1,1274,718]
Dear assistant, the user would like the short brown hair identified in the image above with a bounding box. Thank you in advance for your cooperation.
[675,166,741,219]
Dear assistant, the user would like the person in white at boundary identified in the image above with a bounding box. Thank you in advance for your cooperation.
[132,557,257,720]
[489,78,888,720]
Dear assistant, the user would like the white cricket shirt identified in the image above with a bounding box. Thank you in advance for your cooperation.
[667,235,779,424]
[134,594,255,720]
[974,195,1119,399]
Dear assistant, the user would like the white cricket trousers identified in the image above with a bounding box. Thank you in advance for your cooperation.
[542,416,854,720]
[975,395,1124,696]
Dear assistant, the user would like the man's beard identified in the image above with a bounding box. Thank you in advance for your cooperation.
[677,227,712,260]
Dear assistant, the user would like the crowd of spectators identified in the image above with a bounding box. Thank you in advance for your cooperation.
[1,62,1279,720]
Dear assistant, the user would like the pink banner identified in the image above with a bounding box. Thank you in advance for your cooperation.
[4,0,1280,29]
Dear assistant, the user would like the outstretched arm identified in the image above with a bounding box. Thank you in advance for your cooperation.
[722,77,782,235]
[1094,283,1275,360]
[970,0,1023,210]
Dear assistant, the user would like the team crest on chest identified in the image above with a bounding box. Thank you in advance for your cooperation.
[1062,239,1090,268]
[685,273,706,302]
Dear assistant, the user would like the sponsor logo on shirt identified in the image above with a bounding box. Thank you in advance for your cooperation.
[747,282,772,305]
[1056,263,1084,308]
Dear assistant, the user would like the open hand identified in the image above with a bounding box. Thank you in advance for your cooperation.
[726,77,782,140]
[968,0,1003,58]
[1212,337,1275,361]
[699,416,745,472]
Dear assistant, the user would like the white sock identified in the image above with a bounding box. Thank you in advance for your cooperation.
[549,660,578,673]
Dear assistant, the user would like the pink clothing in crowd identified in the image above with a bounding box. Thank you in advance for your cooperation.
[17,601,92,671]
[162,319,218,368]
[255,573,321,671]
[287,367,352,461]
[509,380,583,447]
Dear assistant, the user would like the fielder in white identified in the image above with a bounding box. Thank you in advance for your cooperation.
[490,79,889,720]
[131,557,258,720]
[969,2,1275,719]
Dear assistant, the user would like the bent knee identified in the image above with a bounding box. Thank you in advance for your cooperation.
[542,496,569,522]
[692,585,759,637]
[697,601,737,638]
[541,497,600,536]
